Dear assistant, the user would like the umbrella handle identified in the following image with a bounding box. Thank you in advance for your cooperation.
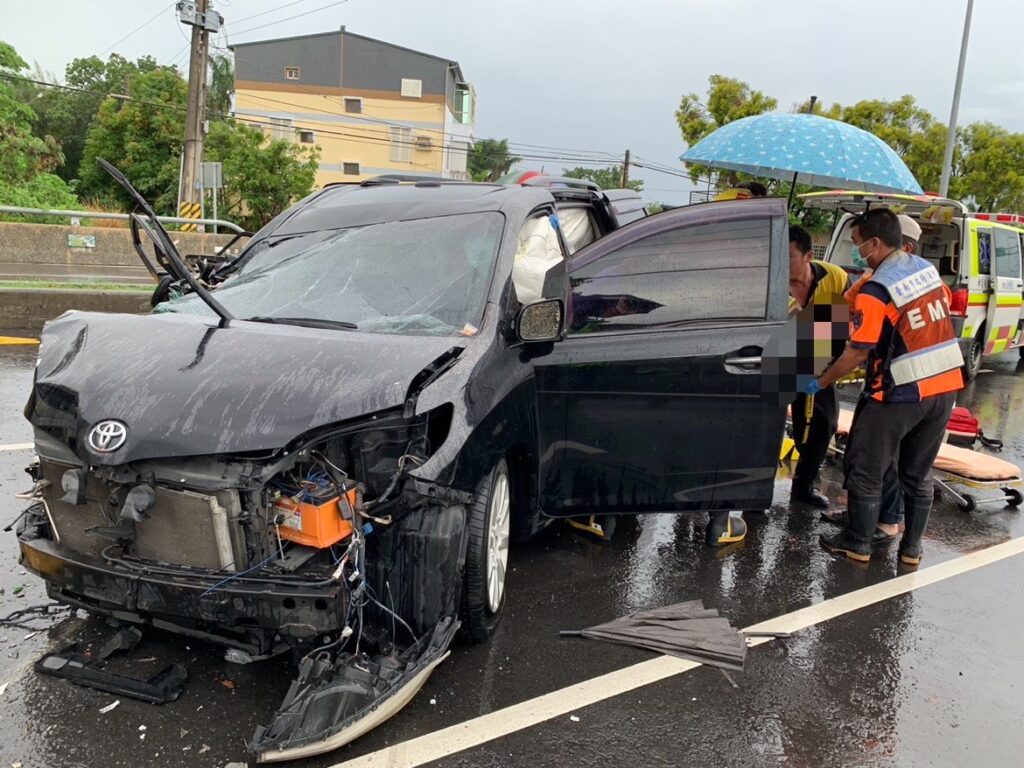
[558,631,584,637]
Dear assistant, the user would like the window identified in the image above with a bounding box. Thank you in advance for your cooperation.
[557,207,599,254]
[569,219,770,333]
[343,162,360,176]
[298,130,315,144]
[389,126,412,163]
[978,230,992,273]
[513,214,566,304]
[993,227,1022,279]
[284,66,300,80]
[267,117,293,142]
[344,97,362,114]
[400,78,423,98]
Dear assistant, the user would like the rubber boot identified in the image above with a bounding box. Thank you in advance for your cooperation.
[706,510,746,547]
[898,495,932,567]
[819,495,879,563]
[791,481,829,508]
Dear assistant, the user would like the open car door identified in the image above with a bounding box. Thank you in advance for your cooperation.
[982,226,1024,355]
[535,199,789,516]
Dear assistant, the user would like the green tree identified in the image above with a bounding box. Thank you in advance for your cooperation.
[204,121,320,231]
[468,138,519,182]
[207,53,233,116]
[19,53,171,183]
[676,75,777,148]
[676,75,777,185]
[957,123,1024,212]
[0,41,77,210]
[562,165,643,192]
[78,68,187,212]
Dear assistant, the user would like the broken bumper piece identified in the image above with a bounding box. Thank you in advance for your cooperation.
[36,651,187,704]
[253,617,458,763]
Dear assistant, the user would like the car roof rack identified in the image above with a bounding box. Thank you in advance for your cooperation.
[520,175,601,192]
[361,174,485,187]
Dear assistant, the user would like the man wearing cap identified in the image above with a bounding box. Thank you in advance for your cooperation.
[807,209,963,567]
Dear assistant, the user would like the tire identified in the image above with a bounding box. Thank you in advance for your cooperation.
[461,458,511,643]
[963,333,983,381]
[1004,488,1023,508]
[958,493,977,513]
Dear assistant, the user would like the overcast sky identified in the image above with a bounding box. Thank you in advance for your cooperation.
[4,0,1022,205]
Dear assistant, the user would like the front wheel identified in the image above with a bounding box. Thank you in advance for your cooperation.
[461,458,511,642]
[963,334,983,381]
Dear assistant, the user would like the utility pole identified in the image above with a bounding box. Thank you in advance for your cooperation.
[620,149,631,189]
[940,0,974,197]
[177,1,221,217]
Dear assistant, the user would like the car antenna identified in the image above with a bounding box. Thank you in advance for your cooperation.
[97,158,235,328]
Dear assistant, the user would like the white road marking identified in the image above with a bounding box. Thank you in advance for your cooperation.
[330,535,1024,768]
[0,443,33,453]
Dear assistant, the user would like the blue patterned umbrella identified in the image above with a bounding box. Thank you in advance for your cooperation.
[680,113,923,194]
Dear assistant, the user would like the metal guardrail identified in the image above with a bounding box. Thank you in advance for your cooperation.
[0,206,246,234]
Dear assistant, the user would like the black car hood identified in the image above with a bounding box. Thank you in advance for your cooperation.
[30,311,464,464]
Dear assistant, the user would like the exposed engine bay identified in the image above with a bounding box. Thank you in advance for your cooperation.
[18,404,469,760]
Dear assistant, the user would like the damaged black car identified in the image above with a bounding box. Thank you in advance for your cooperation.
[15,161,787,761]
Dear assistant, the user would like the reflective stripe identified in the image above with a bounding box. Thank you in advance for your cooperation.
[889,339,964,386]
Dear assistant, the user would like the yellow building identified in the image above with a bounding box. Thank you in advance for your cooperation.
[231,27,476,186]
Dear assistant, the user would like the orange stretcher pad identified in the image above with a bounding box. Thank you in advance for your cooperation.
[835,408,1020,482]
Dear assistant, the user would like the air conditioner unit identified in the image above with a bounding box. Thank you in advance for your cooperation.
[298,130,315,144]
[414,135,433,150]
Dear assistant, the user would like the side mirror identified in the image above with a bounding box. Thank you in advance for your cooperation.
[516,299,564,343]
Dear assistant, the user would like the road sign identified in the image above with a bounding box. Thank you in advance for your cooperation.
[201,162,223,190]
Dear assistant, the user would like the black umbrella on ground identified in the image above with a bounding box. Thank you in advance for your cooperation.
[560,599,747,672]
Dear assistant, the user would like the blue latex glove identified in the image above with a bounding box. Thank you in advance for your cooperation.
[802,377,822,396]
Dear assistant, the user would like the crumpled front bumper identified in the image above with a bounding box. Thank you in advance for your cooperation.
[19,535,347,653]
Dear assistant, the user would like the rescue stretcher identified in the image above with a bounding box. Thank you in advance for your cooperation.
[831,408,1023,513]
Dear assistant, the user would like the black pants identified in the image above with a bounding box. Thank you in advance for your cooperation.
[844,392,956,501]
[792,386,838,488]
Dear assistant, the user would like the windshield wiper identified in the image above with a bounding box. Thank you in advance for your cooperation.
[245,316,359,331]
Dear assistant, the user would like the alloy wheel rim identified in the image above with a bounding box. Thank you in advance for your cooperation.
[485,469,510,614]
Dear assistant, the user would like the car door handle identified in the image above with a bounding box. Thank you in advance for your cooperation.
[724,350,762,374]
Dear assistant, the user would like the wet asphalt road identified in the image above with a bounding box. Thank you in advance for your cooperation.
[0,341,1022,768]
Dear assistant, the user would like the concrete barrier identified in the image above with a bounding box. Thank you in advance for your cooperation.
[0,222,244,284]
[1,288,151,335]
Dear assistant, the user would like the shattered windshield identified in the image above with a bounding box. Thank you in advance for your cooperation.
[159,212,505,336]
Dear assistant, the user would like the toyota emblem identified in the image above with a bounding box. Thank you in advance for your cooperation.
[87,420,128,453]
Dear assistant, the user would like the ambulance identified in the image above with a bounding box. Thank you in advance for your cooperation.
[801,191,1024,379]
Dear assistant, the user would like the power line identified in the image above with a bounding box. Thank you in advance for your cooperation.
[0,73,624,165]
[101,1,177,55]
[238,90,622,161]
[229,0,317,27]
[230,0,352,39]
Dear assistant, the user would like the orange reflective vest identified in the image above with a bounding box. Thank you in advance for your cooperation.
[853,252,964,401]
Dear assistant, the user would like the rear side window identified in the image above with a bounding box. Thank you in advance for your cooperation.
[569,219,770,333]
[557,207,599,254]
[993,227,1022,279]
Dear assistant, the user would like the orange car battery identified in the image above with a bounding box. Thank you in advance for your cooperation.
[272,487,356,549]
